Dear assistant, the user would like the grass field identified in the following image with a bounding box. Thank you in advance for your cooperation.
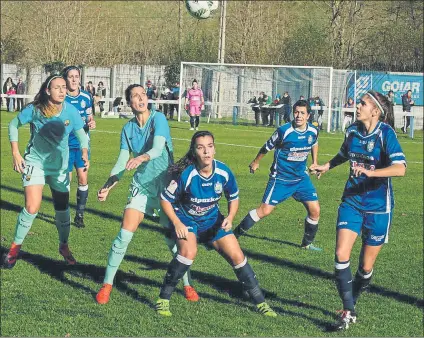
[1,110,423,337]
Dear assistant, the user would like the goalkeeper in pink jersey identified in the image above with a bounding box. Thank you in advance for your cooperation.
[185,79,204,130]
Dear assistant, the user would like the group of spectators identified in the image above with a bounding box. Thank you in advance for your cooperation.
[84,81,106,115]
[2,77,26,112]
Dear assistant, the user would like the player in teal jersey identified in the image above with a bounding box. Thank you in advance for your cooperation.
[95,84,198,304]
[3,75,89,269]
[62,66,96,228]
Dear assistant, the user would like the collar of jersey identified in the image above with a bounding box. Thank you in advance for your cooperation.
[356,121,382,138]
[195,159,216,181]
[134,110,155,129]
[66,90,81,99]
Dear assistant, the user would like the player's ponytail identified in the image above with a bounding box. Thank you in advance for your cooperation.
[168,130,215,180]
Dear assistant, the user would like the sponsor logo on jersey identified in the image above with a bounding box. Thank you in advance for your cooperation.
[202,182,213,187]
[81,100,86,108]
[214,182,223,194]
[64,120,70,126]
[308,135,313,144]
[298,136,305,139]
[367,140,375,152]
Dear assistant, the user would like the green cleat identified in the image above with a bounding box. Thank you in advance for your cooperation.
[302,243,323,251]
[257,302,277,317]
[155,299,172,317]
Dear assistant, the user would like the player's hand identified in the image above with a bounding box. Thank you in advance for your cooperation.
[87,119,96,130]
[201,104,205,111]
[97,188,110,202]
[174,223,188,240]
[82,151,90,171]
[12,152,26,174]
[221,217,233,232]
[126,156,144,170]
[309,163,329,179]
[249,161,259,174]
[352,166,374,178]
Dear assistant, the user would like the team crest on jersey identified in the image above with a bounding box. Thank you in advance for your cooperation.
[214,182,223,194]
[308,135,313,144]
[64,120,70,126]
[167,180,178,194]
[367,140,375,152]
[81,100,86,108]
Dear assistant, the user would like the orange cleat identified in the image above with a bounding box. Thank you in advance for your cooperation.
[59,244,77,265]
[96,283,113,304]
[3,243,22,269]
[184,285,199,302]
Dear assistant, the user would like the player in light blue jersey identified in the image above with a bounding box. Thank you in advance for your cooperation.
[233,100,322,250]
[3,75,89,269]
[95,84,198,304]
[62,66,96,228]
[311,91,407,331]
[154,131,277,318]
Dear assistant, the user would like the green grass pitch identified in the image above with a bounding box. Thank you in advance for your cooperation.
[1,111,423,336]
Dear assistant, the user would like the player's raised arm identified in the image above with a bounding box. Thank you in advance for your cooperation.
[250,129,280,174]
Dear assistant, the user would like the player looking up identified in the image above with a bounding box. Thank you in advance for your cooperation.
[95,84,198,305]
[310,91,407,331]
[62,66,96,228]
[185,79,204,131]
[154,131,277,318]
[3,75,89,268]
[233,100,322,251]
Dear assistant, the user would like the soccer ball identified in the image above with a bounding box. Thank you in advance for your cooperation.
[185,1,219,20]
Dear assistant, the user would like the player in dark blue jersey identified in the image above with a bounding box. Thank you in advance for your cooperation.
[311,91,407,331]
[233,100,322,250]
[155,131,277,318]
[62,66,96,228]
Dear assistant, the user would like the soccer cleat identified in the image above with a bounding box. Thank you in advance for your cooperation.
[302,243,323,251]
[155,298,172,316]
[195,127,199,130]
[189,127,194,131]
[74,214,85,228]
[184,285,199,302]
[59,244,77,265]
[256,302,277,317]
[329,310,357,331]
[3,243,22,269]
[96,283,113,304]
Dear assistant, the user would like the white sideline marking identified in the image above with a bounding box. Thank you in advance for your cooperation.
[1,126,423,164]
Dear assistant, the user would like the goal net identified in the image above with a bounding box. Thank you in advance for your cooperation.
[179,62,334,129]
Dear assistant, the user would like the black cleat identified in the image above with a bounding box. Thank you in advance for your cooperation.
[74,214,85,228]
[327,310,357,331]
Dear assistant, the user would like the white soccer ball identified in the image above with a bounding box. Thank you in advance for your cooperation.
[207,1,219,12]
[185,1,211,19]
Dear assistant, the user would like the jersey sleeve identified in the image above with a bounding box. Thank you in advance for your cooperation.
[384,128,406,166]
[338,131,350,158]
[224,169,239,202]
[161,178,182,204]
[17,105,34,125]
[264,128,282,151]
[120,125,131,151]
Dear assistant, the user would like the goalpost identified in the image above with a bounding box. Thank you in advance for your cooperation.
[179,62,334,130]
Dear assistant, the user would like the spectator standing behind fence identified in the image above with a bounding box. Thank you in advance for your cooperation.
[96,81,106,114]
[342,97,355,132]
[281,91,292,123]
[16,78,26,111]
[3,77,16,112]
[160,87,174,119]
[401,90,414,134]
[169,82,180,120]
[6,86,17,112]
[385,90,395,129]
[314,96,325,131]
[258,92,271,126]
[331,97,341,132]
[247,95,261,126]
[85,81,96,115]
[146,80,157,110]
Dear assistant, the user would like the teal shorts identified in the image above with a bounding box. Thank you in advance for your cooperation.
[22,164,70,193]
[125,178,162,215]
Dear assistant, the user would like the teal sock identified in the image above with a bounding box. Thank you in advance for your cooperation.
[55,209,71,244]
[104,228,134,285]
[13,208,37,245]
[165,237,192,286]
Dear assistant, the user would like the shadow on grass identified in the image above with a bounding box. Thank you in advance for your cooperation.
[242,233,301,248]
[2,184,423,313]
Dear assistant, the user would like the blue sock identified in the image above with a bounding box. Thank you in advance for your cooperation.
[233,209,260,238]
[335,259,355,312]
[13,208,38,245]
[104,228,134,285]
[55,209,71,244]
[234,258,265,305]
[76,185,88,216]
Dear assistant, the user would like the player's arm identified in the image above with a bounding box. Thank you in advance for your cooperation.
[352,163,406,178]
[98,149,130,201]
[222,198,239,232]
[8,116,26,173]
[160,180,187,239]
[125,135,166,170]
[250,130,280,173]
[74,128,90,170]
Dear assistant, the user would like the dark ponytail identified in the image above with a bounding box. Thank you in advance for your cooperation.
[168,130,215,180]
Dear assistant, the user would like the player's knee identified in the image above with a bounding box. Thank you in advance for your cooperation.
[335,249,350,263]
[360,263,374,273]
[307,203,320,220]
[25,204,40,215]
[230,251,245,267]
[179,247,197,261]
[258,204,273,218]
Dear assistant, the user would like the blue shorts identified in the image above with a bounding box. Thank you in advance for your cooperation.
[337,202,392,246]
[262,176,318,206]
[171,213,232,244]
[68,148,90,172]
